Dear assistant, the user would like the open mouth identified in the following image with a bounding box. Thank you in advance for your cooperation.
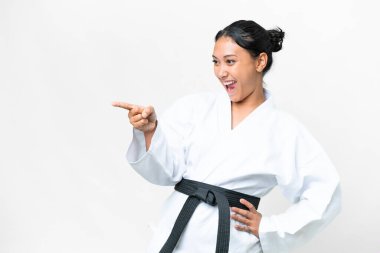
[223,80,237,94]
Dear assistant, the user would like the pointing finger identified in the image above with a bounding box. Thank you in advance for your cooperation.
[111,101,135,110]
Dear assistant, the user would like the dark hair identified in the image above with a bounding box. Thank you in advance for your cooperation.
[215,20,285,75]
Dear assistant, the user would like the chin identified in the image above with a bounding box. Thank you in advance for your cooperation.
[229,96,242,103]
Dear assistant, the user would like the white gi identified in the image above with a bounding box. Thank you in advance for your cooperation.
[127,89,341,253]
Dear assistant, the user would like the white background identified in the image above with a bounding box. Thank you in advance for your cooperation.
[1,0,379,252]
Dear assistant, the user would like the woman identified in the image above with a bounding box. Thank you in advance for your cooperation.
[113,20,341,253]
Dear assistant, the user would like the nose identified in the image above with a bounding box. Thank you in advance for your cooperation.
[215,64,228,79]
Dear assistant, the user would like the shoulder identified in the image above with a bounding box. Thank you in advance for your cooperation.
[276,110,316,136]
[265,89,317,138]
[273,109,325,158]
[272,109,304,133]
[271,109,320,143]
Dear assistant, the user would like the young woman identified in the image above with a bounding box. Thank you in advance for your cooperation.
[113,20,341,253]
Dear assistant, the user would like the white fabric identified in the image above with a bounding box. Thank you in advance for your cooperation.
[126,89,341,253]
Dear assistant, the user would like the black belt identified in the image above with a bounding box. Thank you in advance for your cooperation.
[159,179,260,253]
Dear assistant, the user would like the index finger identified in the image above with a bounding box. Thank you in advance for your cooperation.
[112,101,135,110]
[240,198,257,213]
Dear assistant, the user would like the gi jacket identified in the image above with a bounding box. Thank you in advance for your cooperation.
[127,89,341,253]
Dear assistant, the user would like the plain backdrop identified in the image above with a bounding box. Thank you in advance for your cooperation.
[1,0,379,252]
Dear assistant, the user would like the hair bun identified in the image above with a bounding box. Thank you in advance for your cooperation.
[267,27,285,52]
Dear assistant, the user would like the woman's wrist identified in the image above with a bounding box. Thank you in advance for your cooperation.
[143,120,157,151]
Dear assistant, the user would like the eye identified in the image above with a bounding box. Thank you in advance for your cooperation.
[226,59,236,65]
[212,59,218,65]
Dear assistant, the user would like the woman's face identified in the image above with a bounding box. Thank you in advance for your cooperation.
[212,36,266,104]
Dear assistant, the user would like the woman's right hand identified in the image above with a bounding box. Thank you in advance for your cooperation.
[112,101,157,133]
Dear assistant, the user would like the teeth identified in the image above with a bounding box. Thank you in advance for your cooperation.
[224,80,236,86]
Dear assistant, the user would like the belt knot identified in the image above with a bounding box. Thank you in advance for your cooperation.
[191,188,216,206]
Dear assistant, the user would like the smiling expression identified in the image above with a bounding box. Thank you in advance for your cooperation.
[213,36,266,105]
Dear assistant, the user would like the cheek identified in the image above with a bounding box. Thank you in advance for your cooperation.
[241,70,257,83]
[231,69,244,82]
[237,74,256,91]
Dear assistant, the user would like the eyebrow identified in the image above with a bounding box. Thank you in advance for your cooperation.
[212,54,237,59]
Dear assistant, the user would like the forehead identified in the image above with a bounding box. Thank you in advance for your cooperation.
[213,36,249,58]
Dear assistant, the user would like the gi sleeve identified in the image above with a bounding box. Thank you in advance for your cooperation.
[258,123,342,253]
[126,96,195,186]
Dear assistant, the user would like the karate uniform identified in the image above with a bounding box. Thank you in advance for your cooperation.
[127,89,341,253]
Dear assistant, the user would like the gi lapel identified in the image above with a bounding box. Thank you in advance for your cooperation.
[190,89,275,184]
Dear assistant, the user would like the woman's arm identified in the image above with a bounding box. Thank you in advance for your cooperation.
[258,123,342,253]
[112,102,157,150]
[113,96,195,186]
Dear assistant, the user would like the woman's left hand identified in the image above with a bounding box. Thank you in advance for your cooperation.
[231,198,262,238]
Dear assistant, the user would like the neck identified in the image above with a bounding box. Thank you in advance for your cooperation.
[230,85,265,129]
[232,86,265,113]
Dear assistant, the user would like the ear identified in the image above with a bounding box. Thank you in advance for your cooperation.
[256,52,268,73]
